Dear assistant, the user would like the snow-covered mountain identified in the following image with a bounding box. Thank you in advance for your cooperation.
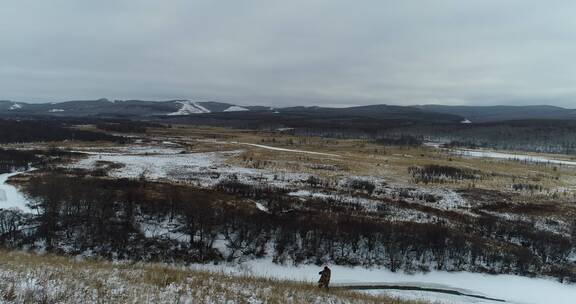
[2,99,576,123]
[223,105,249,112]
[167,100,211,115]
[0,99,251,118]
[9,103,22,110]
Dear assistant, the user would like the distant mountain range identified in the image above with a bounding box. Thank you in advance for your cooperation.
[415,105,576,122]
[1,99,575,123]
[0,99,251,118]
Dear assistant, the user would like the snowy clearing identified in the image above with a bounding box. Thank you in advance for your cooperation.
[69,149,312,189]
[72,150,242,181]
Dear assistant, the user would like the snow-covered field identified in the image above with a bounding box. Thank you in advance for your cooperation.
[5,142,575,304]
[196,259,576,304]
[72,150,241,180]
[69,147,312,189]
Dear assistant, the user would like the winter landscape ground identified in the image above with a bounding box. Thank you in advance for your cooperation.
[0,250,413,304]
[1,120,576,303]
[4,1,576,303]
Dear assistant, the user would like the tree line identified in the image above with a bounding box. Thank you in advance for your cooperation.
[0,171,572,282]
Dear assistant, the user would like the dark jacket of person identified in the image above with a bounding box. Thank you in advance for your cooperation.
[318,266,331,289]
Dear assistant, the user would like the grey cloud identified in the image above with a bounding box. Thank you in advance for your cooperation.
[0,0,575,107]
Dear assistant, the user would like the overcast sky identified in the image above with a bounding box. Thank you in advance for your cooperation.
[1,0,575,107]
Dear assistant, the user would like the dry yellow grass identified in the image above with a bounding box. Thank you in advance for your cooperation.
[0,250,425,304]
[21,123,576,218]
[147,125,576,198]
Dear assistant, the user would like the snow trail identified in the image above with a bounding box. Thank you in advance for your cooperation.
[0,170,33,213]
[196,139,341,157]
[237,142,341,157]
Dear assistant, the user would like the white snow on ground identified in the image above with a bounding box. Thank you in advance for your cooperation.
[484,211,569,237]
[288,190,442,223]
[364,289,495,304]
[223,105,249,112]
[48,108,65,112]
[454,149,576,166]
[0,171,32,213]
[288,190,381,211]
[137,216,190,242]
[195,259,576,304]
[72,151,237,181]
[428,188,473,212]
[167,100,210,115]
[9,103,22,110]
[288,190,330,199]
[69,150,311,189]
[0,259,376,304]
[255,202,269,213]
[387,207,440,224]
[57,144,576,304]
[71,145,185,156]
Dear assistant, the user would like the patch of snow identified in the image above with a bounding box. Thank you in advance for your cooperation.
[288,189,440,223]
[432,188,471,210]
[288,190,382,211]
[364,289,497,304]
[48,109,65,113]
[454,149,576,166]
[0,171,33,213]
[423,141,446,148]
[485,211,569,236]
[387,206,440,224]
[68,149,311,190]
[71,145,184,156]
[71,151,232,181]
[9,103,22,110]
[255,202,269,213]
[461,119,472,124]
[137,216,190,242]
[167,100,211,115]
[223,105,249,112]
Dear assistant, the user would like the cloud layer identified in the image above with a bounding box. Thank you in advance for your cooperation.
[1,0,575,106]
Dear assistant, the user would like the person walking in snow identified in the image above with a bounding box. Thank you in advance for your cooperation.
[318,266,331,290]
